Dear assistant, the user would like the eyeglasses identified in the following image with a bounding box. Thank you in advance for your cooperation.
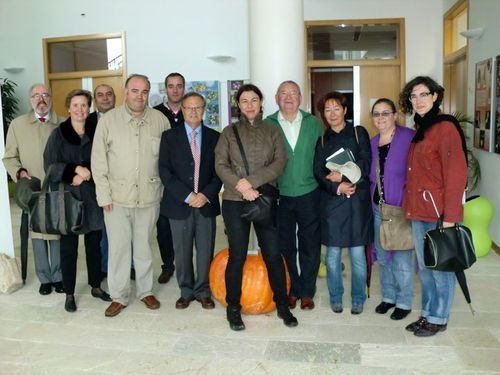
[31,93,51,100]
[372,111,395,118]
[183,106,204,112]
[278,90,300,97]
[409,92,432,102]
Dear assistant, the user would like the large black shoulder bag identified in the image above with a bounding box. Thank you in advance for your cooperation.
[423,190,476,272]
[30,167,85,235]
[232,126,279,228]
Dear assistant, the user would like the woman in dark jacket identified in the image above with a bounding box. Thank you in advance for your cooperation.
[44,89,111,312]
[214,84,297,331]
[313,91,373,315]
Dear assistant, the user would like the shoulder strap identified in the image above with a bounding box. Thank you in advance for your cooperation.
[232,126,250,176]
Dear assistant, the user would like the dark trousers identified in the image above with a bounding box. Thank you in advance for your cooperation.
[156,214,175,272]
[169,209,216,299]
[278,188,321,298]
[222,200,287,309]
[60,230,102,295]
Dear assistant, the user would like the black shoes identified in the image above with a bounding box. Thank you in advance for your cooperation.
[277,307,299,327]
[53,282,65,293]
[91,288,112,302]
[39,283,52,295]
[227,306,245,331]
[158,270,174,284]
[406,316,428,332]
[375,301,395,314]
[65,295,77,312]
[390,308,411,320]
[414,321,447,337]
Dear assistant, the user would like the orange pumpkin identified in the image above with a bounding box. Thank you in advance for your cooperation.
[209,248,291,315]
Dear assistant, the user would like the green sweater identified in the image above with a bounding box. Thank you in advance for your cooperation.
[265,110,323,197]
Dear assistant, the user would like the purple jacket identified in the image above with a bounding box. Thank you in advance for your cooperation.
[369,125,415,208]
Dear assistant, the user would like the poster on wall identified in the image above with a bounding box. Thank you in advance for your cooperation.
[473,58,494,151]
[495,55,500,154]
[228,80,244,125]
[186,80,221,131]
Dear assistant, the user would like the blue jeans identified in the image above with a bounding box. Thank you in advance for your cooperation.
[325,245,366,306]
[374,207,413,310]
[412,220,456,325]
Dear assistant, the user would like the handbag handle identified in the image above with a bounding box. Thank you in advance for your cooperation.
[38,165,70,235]
[422,190,440,219]
[232,126,250,176]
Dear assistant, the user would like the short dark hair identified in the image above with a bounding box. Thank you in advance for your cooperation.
[371,98,397,114]
[235,84,264,116]
[399,76,444,115]
[93,84,115,98]
[182,92,206,107]
[165,72,185,87]
[316,91,348,130]
[65,89,92,109]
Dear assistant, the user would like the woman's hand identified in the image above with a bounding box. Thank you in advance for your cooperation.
[442,221,455,228]
[71,174,85,186]
[75,166,91,181]
[236,178,253,194]
[337,182,356,197]
[242,188,260,201]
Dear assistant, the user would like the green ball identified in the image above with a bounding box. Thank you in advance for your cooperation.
[464,196,494,257]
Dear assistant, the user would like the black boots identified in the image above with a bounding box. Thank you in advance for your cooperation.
[277,306,298,327]
[227,306,245,331]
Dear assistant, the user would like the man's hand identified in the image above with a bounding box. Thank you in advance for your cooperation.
[189,192,208,208]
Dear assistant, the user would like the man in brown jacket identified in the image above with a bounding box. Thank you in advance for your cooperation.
[3,83,65,295]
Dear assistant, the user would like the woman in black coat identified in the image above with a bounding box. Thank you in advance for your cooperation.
[313,91,373,315]
[44,89,111,312]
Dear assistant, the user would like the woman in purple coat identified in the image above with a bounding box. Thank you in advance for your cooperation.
[369,98,415,320]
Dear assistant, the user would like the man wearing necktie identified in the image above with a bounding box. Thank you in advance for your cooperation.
[158,92,221,310]
[3,83,65,295]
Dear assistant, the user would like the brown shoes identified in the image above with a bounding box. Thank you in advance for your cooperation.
[196,297,215,309]
[300,297,315,310]
[175,297,194,309]
[157,270,174,284]
[105,302,126,317]
[288,296,298,309]
[141,295,161,310]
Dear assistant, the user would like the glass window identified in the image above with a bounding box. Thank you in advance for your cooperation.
[47,36,123,73]
[307,22,400,61]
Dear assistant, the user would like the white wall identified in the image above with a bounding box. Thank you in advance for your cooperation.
[466,0,500,244]
[0,0,250,116]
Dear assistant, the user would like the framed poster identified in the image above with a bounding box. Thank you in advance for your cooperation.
[473,58,494,151]
[185,80,221,131]
[228,80,244,125]
[495,55,500,154]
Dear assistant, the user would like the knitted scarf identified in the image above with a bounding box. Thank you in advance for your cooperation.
[412,103,468,165]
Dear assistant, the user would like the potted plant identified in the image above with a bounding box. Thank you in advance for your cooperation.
[1,78,20,196]
[453,111,481,192]
[1,78,20,143]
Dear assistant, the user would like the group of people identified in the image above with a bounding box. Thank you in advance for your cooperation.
[3,73,467,337]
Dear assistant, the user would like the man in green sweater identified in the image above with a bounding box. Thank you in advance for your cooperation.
[265,80,324,310]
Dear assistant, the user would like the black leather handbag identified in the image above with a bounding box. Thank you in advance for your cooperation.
[233,126,279,228]
[30,169,85,235]
[422,190,476,272]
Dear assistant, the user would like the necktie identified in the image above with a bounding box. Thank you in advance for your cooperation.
[39,117,46,123]
[190,129,200,193]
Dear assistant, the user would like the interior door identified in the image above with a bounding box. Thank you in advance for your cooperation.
[359,65,401,137]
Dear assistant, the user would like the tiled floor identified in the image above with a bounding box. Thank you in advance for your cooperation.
[1,200,500,374]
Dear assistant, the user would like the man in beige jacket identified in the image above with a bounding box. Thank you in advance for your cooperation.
[3,83,65,295]
[91,74,170,317]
